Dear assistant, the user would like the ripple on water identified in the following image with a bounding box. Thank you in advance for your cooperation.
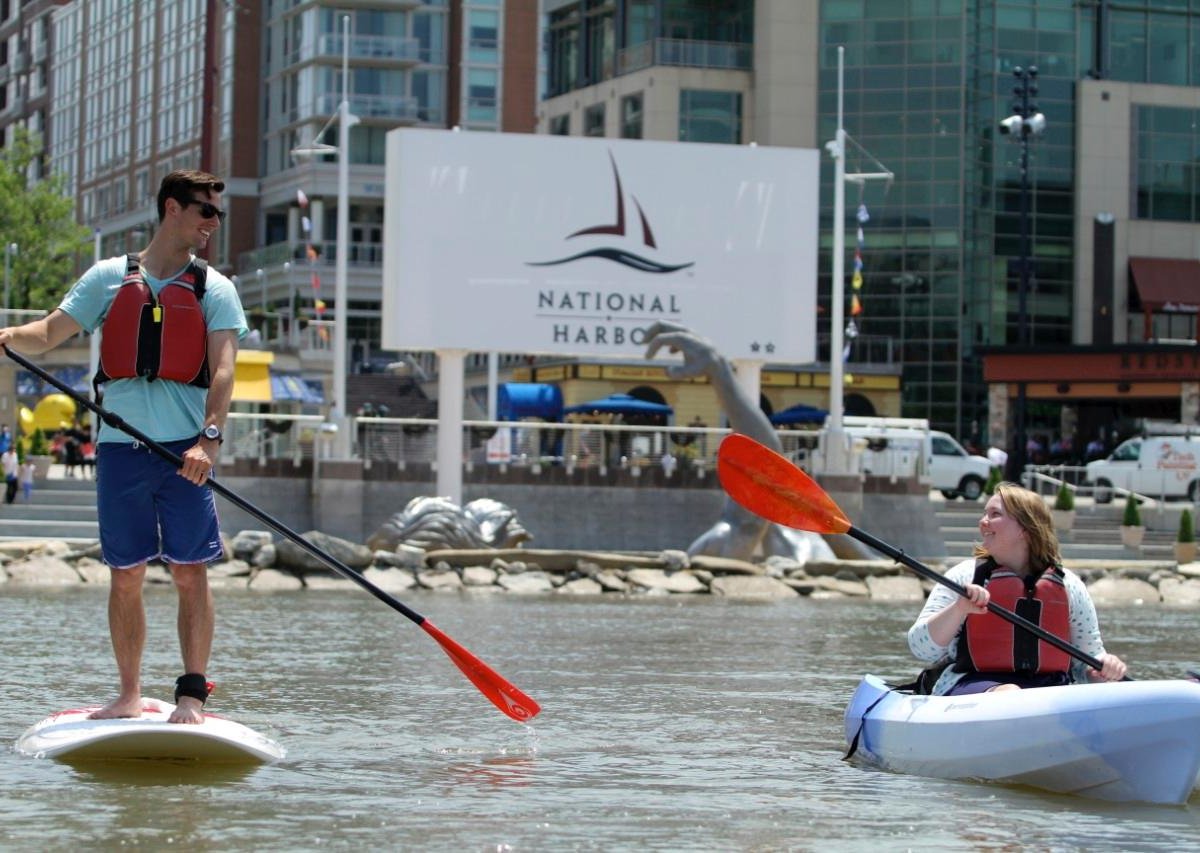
[1,589,1198,849]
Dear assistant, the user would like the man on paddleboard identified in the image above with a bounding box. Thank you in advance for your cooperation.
[0,170,247,724]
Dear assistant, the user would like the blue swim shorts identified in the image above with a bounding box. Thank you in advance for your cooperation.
[96,438,224,569]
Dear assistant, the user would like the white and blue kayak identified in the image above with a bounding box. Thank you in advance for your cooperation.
[844,674,1200,805]
[15,699,285,765]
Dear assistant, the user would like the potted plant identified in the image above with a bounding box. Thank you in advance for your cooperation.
[26,429,54,480]
[1175,508,1196,564]
[1120,494,1145,548]
[984,466,1002,496]
[1051,482,1076,533]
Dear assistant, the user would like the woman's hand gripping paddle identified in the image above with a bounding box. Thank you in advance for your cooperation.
[3,346,540,723]
[716,432,1119,677]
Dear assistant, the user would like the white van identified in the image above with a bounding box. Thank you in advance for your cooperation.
[838,418,992,500]
[1085,434,1200,502]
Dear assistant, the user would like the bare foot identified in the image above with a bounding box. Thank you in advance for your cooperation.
[88,695,144,719]
[168,696,205,724]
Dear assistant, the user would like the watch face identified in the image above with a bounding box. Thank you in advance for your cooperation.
[203,425,221,440]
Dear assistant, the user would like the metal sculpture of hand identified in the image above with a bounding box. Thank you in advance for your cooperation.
[644,322,835,562]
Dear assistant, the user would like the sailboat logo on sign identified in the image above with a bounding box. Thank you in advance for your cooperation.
[527,151,694,274]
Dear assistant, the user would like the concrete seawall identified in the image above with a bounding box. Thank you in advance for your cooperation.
[217,466,949,560]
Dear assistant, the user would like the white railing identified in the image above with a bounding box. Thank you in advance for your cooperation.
[216,413,833,482]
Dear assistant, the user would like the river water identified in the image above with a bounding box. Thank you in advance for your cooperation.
[0,586,1197,851]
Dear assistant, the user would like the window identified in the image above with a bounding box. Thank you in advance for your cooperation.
[549,114,570,135]
[468,9,499,64]
[1134,105,1200,222]
[467,68,498,124]
[584,0,615,84]
[678,89,742,144]
[584,102,606,137]
[548,7,581,95]
[620,93,643,138]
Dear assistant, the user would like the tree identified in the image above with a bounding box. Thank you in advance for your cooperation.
[0,128,91,312]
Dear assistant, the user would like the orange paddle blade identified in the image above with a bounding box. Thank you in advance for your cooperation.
[717,433,852,534]
[422,621,541,723]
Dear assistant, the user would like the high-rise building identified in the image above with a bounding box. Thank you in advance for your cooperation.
[249,0,538,369]
[44,0,259,268]
[22,0,536,369]
[540,0,1200,450]
[0,0,66,176]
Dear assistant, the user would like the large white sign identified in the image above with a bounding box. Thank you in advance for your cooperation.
[382,129,819,361]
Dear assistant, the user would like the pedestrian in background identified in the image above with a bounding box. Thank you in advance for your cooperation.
[19,457,34,502]
[2,445,18,504]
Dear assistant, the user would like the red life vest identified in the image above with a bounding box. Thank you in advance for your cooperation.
[95,254,210,389]
[955,559,1072,675]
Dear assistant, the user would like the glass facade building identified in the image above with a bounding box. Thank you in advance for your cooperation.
[822,0,1200,439]
[544,0,1200,439]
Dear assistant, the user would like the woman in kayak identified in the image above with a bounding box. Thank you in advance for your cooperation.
[909,481,1127,695]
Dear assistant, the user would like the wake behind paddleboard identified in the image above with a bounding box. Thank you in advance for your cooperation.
[15,698,284,764]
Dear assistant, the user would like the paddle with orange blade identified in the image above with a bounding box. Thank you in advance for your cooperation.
[717,432,1112,675]
[3,346,540,723]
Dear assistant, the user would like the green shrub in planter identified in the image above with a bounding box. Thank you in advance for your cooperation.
[1054,482,1075,511]
[28,428,49,457]
[1178,508,1195,544]
[984,466,1002,496]
[1122,495,1142,527]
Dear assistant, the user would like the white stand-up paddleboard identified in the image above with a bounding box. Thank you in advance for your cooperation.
[15,699,285,764]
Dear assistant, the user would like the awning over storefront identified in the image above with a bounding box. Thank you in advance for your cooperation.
[271,372,325,404]
[497,382,563,421]
[769,403,828,426]
[564,393,673,419]
[1128,257,1200,312]
[232,350,274,403]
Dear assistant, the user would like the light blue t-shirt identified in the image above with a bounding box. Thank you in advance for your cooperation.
[59,255,248,444]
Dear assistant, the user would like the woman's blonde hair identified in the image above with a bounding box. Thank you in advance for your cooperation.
[973,481,1061,570]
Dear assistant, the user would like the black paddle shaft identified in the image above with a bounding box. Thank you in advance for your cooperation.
[3,346,428,627]
[849,524,1123,678]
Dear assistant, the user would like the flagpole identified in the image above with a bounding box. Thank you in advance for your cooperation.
[824,46,893,476]
[827,47,848,473]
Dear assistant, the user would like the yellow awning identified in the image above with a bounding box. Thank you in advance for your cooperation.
[232,349,274,403]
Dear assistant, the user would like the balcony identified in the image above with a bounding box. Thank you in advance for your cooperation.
[274,93,423,131]
[237,240,384,275]
[275,33,428,76]
[616,39,753,76]
[317,33,421,66]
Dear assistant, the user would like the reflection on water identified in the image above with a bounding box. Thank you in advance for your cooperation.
[0,587,1198,850]
[65,759,258,787]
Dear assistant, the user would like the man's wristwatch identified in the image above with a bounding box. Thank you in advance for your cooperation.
[202,424,224,444]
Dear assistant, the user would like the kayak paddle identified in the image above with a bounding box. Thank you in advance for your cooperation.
[3,346,540,723]
[716,431,1125,678]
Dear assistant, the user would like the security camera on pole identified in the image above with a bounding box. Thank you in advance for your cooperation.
[999,65,1045,483]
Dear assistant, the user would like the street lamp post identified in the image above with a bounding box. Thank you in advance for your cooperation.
[999,65,1046,481]
[333,14,351,456]
[3,242,17,324]
[291,14,357,456]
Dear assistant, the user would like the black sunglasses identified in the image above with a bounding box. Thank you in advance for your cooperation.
[179,197,227,223]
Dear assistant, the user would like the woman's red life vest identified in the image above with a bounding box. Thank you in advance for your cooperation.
[95,254,210,389]
[955,559,1072,675]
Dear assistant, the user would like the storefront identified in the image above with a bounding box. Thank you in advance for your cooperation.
[982,344,1200,461]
